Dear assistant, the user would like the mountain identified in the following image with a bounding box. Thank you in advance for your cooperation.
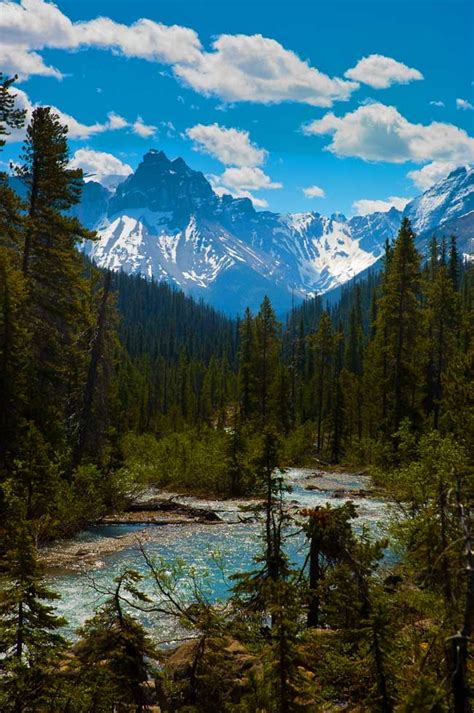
[76,150,473,313]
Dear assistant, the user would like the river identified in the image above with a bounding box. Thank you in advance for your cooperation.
[46,468,387,644]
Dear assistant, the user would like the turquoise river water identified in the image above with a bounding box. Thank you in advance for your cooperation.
[46,468,387,644]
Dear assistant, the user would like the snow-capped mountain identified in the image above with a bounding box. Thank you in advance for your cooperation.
[78,150,473,313]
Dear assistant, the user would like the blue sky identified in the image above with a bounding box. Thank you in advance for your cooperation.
[1,0,473,215]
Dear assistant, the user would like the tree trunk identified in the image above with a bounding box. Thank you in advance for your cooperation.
[70,271,111,471]
[307,534,321,628]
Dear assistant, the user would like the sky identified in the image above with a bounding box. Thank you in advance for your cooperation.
[0,0,473,216]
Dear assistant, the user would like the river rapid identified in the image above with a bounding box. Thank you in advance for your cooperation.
[46,468,387,644]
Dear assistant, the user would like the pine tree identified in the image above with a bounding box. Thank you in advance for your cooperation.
[71,269,115,471]
[73,570,157,712]
[0,252,30,471]
[448,234,460,291]
[14,107,94,453]
[330,326,345,462]
[0,73,26,149]
[310,311,335,453]
[366,218,422,442]
[423,238,461,428]
[0,519,67,712]
[0,73,28,473]
[254,297,281,427]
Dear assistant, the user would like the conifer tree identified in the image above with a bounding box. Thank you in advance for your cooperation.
[0,520,67,712]
[0,252,30,471]
[73,570,157,712]
[366,218,422,441]
[0,73,28,473]
[423,238,461,428]
[0,73,26,149]
[14,107,94,454]
[311,311,335,453]
[238,307,257,422]
[330,326,345,462]
[254,297,281,426]
[448,234,460,291]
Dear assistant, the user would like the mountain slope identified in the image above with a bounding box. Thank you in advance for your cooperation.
[76,151,473,313]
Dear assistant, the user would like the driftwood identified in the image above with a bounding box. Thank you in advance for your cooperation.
[125,498,222,522]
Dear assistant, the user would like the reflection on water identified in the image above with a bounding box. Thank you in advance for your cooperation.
[47,468,387,642]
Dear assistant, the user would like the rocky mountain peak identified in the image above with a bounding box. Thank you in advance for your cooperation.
[76,152,473,313]
[108,150,215,218]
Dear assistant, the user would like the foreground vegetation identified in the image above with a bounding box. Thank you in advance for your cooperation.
[0,74,472,711]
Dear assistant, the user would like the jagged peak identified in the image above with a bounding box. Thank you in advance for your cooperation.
[446,165,470,179]
[171,156,188,170]
[144,148,168,159]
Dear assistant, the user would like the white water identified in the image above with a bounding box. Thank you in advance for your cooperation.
[47,468,386,643]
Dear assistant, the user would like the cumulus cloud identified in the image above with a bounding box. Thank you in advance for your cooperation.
[0,45,63,80]
[6,89,128,141]
[0,1,357,107]
[303,185,325,198]
[0,0,202,73]
[217,166,282,191]
[107,112,129,130]
[407,160,461,190]
[4,88,143,142]
[132,117,157,138]
[304,102,474,164]
[430,100,445,108]
[345,54,423,89]
[69,148,133,185]
[174,34,357,107]
[207,166,281,209]
[456,98,474,111]
[186,123,267,166]
[209,179,269,208]
[352,196,411,215]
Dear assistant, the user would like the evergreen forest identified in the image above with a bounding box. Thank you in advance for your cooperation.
[0,74,473,712]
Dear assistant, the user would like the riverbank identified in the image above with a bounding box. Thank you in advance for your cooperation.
[40,468,378,573]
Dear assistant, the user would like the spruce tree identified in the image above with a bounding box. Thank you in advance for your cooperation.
[366,218,422,442]
[73,570,157,711]
[253,297,281,427]
[0,73,26,149]
[423,238,461,428]
[0,252,30,471]
[0,520,67,712]
[14,107,94,453]
[311,311,336,453]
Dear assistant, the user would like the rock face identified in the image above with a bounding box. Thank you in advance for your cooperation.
[75,152,473,313]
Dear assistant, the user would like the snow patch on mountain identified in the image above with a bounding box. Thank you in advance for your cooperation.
[76,153,473,312]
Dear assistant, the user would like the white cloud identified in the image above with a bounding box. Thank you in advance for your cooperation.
[456,98,474,111]
[132,117,157,138]
[345,54,423,89]
[0,45,63,80]
[0,0,202,71]
[407,160,460,190]
[303,184,325,199]
[304,102,474,164]
[5,88,132,141]
[69,148,133,185]
[217,166,282,191]
[106,112,128,130]
[174,34,357,107]
[186,123,267,166]
[209,179,268,208]
[0,1,357,107]
[207,166,281,209]
[352,195,411,215]
[430,100,445,108]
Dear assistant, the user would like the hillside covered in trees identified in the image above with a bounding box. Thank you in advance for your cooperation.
[0,74,473,712]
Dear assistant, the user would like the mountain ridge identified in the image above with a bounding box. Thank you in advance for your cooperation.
[74,150,473,313]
